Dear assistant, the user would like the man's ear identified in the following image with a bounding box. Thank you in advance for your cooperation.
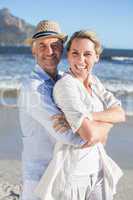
[31,41,37,57]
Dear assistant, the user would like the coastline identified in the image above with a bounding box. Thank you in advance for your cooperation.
[0,106,133,199]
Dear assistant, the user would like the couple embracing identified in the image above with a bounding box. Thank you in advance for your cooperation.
[19,20,125,200]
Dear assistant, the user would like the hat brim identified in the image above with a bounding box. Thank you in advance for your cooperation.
[32,32,68,43]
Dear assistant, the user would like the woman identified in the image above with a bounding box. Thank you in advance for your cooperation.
[35,30,125,200]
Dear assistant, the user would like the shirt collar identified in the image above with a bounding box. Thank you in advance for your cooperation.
[89,74,97,86]
[32,64,60,84]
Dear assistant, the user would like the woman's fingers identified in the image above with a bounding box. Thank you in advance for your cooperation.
[81,136,99,148]
[81,142,89,148]
[50,114,65,121]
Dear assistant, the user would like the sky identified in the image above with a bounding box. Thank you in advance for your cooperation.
[0,0,133,49]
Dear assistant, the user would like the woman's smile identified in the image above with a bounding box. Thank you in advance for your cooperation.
[75,64,87,70]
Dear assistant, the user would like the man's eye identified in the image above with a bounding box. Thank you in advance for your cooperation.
[39,45,46,49]
[52,44,61,50]
[52,45,59,49]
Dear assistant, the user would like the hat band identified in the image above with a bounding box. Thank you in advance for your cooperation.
[32,31,60,39]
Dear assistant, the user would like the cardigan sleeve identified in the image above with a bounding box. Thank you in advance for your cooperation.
[53,75,92,133]
[94,76,121,109]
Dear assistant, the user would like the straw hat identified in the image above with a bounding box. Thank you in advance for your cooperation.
[32,20,68,43]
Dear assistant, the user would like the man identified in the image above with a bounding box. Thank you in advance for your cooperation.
[19,20,86,200]
[18,20,124,200]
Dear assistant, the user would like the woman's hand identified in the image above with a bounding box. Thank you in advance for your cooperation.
[78,120,113,148]
[50,114,71,133]
[92,106,126,123]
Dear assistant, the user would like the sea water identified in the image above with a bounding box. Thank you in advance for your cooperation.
[0,54,133,115]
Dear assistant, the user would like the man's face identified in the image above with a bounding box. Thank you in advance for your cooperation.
[34,37,63,76]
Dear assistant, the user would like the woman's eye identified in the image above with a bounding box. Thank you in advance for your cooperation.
[84,53,91,56]
[72,52,78,55]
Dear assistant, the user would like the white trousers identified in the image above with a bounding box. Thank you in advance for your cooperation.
[52,170,113,200]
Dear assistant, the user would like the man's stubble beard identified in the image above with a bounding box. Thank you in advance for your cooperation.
[35,58,59,79]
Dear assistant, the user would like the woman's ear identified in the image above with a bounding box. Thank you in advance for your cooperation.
[95,54,100,63]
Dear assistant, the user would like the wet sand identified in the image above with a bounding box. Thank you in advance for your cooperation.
[0,107,133,199]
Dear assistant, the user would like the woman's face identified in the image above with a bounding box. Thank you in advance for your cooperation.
[67,38,99,81]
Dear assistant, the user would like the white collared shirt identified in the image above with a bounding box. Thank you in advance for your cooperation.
[18,65,85,182]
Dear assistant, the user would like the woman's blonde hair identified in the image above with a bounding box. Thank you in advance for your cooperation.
[66,30,103,55]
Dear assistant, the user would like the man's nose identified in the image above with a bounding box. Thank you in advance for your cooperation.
[46,45,53,55]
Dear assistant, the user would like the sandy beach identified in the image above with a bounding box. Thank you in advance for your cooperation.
[0,107,133,200]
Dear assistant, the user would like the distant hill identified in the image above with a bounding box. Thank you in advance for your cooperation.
[0,8,34,46]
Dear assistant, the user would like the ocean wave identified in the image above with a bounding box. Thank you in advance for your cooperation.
[0,78,133,115]
[103,80,133,96]
[126,112,133,116]
[111,56,133,64]
[0,80,21,91]
[0,78,133,95]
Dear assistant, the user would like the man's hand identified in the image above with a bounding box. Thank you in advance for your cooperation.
[50,114,70,133]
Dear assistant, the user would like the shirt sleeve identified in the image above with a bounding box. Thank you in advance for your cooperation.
[53,76,92,133]
[18,81,84,146]
[94,76,121,109]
